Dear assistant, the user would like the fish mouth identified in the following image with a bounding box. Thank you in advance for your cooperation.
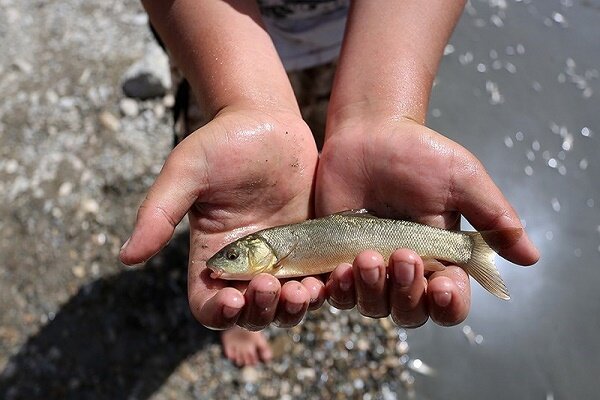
[211,271,257,281]
[209,267,224,279]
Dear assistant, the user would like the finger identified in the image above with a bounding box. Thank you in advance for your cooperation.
[326,263,356,310]
[388,249,428,328]
[427,265,471,326]
[275,281,310,328]
[119,145,208,265]
[452,158,539,265]
[237,274,281,331]
[192,287,245,330]
[301,277,327,311]
[353,250,389,318]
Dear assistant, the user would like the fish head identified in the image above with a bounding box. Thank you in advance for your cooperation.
[207,235,277,279]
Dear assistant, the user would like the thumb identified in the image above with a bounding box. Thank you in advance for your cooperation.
[119,147,208,265]
[453,161,540,266]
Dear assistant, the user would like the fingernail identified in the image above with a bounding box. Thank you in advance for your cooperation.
[433,291,452,307]
[393,260,414,288]
[360,266,380,285]
[339,275,352,291]
[285,301,303,315]
[255,291,277,308]
[222,305,240,319]
[120,237,130,253]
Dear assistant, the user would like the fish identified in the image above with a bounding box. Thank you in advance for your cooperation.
[206,209,523,300]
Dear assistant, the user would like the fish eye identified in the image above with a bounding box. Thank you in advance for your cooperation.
[226,249,239,261]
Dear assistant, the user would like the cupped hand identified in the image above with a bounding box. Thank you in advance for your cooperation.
[120,107,325,330]
[317,115,539,327]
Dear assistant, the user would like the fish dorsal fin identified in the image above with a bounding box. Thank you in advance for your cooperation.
[331,209,378,218]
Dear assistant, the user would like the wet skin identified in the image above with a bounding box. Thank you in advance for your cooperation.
[318,116,539,327]
[120,108,322,331]
[120,107,538,331]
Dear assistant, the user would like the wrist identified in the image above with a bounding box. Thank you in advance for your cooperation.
[213,101,302,124]
[325,101,425,142]
[327,59,433,135]
[208,105,317,155]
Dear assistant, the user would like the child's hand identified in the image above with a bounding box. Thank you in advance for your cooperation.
[317,116,539,327]
[120,107,322,330]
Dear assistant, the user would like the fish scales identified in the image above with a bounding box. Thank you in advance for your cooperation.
[257,215,473,277]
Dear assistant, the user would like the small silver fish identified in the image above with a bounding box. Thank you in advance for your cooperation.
[207,210,522,299]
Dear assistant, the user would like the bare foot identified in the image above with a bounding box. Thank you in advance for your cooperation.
[220,326,273,367]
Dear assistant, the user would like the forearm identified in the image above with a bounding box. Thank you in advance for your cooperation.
[328,0,465,128]
[142,0,299,117]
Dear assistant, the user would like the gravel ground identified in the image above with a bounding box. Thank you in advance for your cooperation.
[2,0,600,399]
[0,1,418,399]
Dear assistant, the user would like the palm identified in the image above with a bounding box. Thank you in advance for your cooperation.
[317,119,465,230]
[185,110,318,307]
[121,109,319,329]
[314,118,492,326]
[316,117,537,326]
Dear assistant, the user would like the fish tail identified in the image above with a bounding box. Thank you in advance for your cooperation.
[464,231,511,300]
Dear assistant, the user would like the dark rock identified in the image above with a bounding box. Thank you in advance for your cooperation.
[122,72,167,100]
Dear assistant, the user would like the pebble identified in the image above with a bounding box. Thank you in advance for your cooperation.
[122,72,168,99]
[241,366,260,384]
[59,97,77,109]
[98,111,120,132]
[58,181,73,197]
[71,265,86,278]
[119,98,139,117]
[163,93,175,108]
[4,159,19,174]
[121,43,171,99]
[179,363,199,382]
[153,103,166,118]
[357,339,369,351]
[13,59,33,75]
[79,198,100,215]
[297,367,316,381]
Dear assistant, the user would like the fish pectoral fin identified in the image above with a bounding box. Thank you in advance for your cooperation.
[331,209,378,218]
[255,262,277,275]
[422,258,446,272]
[252,251,278,274]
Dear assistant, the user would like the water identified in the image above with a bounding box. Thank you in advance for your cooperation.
[415,0,600,398]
